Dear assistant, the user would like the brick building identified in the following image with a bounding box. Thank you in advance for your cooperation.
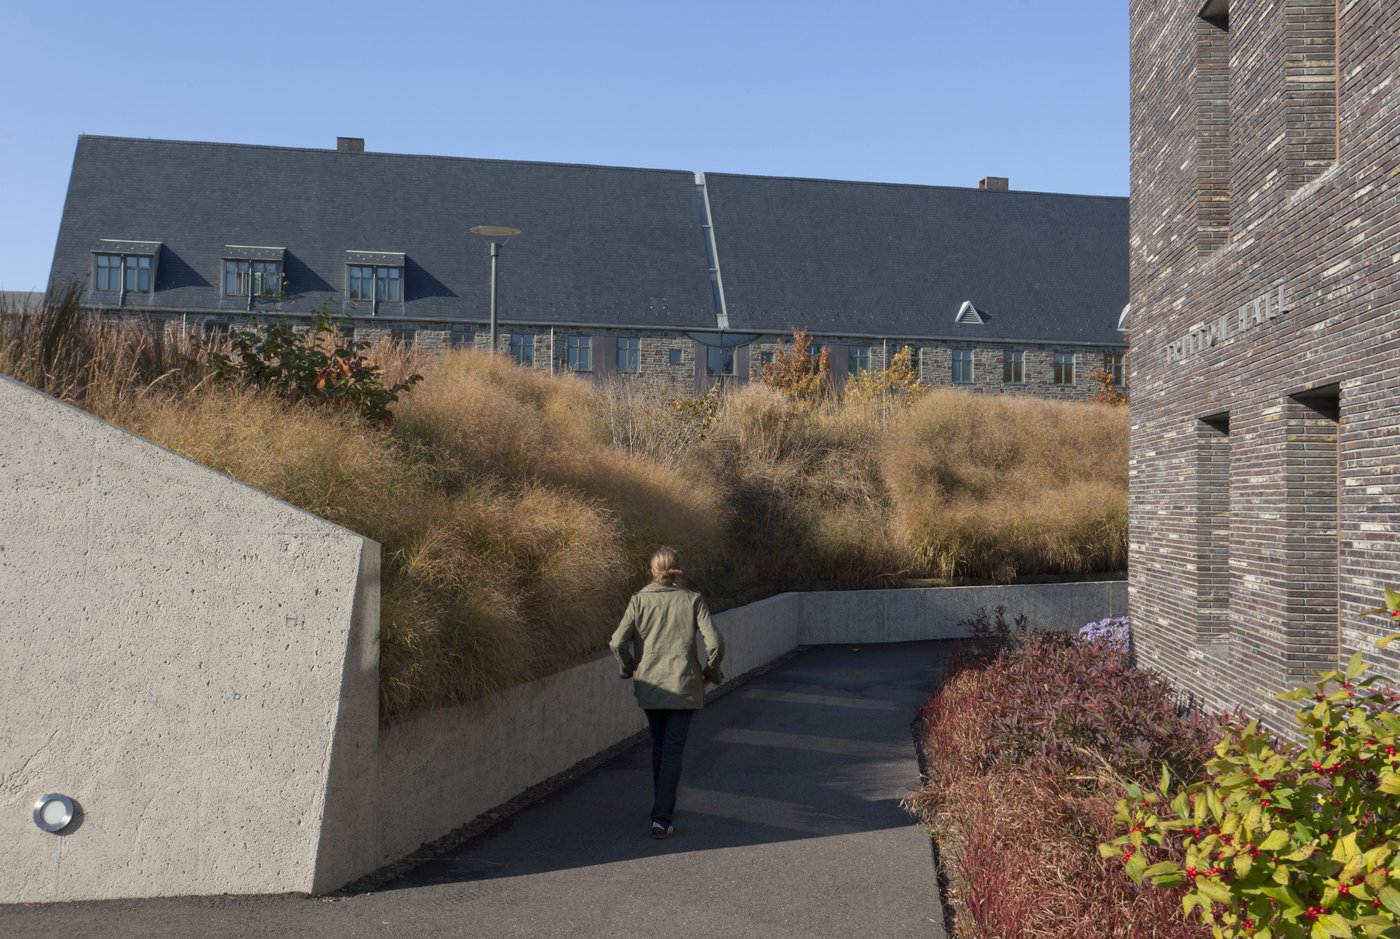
[48,135,1127,400]
[1127,0,1399,723]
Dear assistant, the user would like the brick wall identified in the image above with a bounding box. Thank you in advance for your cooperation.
[1128,0,1400,726]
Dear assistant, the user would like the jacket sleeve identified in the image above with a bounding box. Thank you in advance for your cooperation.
[696,596,725,685]
[609,596,640,679]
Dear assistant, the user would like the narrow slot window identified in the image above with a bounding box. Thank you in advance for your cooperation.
[1281,387,1341,684]
[1196,3,1231,251]
[1197,414,1231,643]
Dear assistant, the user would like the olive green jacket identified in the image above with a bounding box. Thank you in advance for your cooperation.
[609,584,725,710]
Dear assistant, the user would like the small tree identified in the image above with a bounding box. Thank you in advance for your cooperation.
[845,345,926,417]
[1089,352,1129,406]
[759,328,830,404]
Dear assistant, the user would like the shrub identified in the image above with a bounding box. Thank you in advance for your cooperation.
[844,344,925,419]
[758,328,831,404]
[1104,592,1400,939]
[908,628,1216,938]
[207,309,422,423]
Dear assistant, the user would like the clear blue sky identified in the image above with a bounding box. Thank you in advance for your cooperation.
[1,0,1128,292]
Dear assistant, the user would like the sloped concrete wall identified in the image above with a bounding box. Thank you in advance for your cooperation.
[0,376,379,903]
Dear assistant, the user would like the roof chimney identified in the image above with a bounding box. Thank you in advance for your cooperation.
[337,137,365,153]
[979,176,1009,191]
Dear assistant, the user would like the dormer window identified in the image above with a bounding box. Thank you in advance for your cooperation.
[346,251,405,312]
[222,246,285,300]
[955,301,984,325]
[92,240,161,298]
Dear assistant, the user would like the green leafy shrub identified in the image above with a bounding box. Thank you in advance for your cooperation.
[1104,590,1400,939]
[207,309,422,422]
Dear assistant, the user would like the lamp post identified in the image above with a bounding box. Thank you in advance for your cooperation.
[470,225,521,353]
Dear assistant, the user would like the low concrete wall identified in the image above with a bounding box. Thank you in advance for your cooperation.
[358,582,1123,885]
[798,580,1128,645]
[371,589,798,869]
[0,376,379,903]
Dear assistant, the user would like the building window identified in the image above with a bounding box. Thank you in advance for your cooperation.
[567,335,592,372]
[848,345,870,374]
[617,337,640,374]
[224,260,282,297]
[668,348,683,366]
[450,324,473,348]
[390,326,416,346]
[376,266,402,302]
[95,254,121,291]
[952,348,974,384]
[1053,351,1076,385]
[707,345,735,376]
[1107,351,1125,387]
[808,342,824,374]
[95,254,152,292]
[509,333,534,366]
[1003,349,1025,384]
[346,265,402,302]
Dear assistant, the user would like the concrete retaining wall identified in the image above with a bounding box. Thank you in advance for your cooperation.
[0,376,380,903]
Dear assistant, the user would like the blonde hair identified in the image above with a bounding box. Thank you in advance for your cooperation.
[649,546,683,586]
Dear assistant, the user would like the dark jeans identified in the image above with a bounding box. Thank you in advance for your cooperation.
[644,708,694,826]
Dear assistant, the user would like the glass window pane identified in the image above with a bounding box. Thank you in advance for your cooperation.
[707,345,734,376]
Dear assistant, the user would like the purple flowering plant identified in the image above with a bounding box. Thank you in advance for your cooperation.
[1079,615,1131,652]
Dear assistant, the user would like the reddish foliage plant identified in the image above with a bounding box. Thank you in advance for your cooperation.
[907,634,1219,938]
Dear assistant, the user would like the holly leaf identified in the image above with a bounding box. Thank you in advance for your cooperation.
[1346,651,1367,680]
[1377,885,1400,917]
[1316,913,1354,938]
[1379,772,1400,796]
[1260,830,1292,852]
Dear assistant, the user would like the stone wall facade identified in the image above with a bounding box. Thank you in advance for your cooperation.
[1127,0,1400,725]
[141,311,1125,403]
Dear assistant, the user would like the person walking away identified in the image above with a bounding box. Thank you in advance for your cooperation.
[609,546,724,840]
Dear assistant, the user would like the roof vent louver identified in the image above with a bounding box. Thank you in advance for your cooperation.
[956,301,984,325]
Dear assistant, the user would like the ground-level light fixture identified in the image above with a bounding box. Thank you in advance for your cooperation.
[33,793,76,833]
[469,226,522,352]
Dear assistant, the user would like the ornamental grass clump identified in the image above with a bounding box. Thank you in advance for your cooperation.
[1103,591,1400,939]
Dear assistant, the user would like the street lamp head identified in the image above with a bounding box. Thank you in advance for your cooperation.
[470,225,521,244]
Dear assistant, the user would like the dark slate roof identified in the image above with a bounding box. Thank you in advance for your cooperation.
[49,136,1128,345]
[703,173,1128,345]
[50,136,717,329]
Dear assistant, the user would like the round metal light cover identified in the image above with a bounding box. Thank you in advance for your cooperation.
[470,225,521,239]
[33,793,76,833]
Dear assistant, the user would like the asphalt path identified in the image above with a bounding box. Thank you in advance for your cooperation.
[1,642,952,939]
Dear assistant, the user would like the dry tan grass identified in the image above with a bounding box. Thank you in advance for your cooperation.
[2,298,1128,721]
[883,390,1129,581]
